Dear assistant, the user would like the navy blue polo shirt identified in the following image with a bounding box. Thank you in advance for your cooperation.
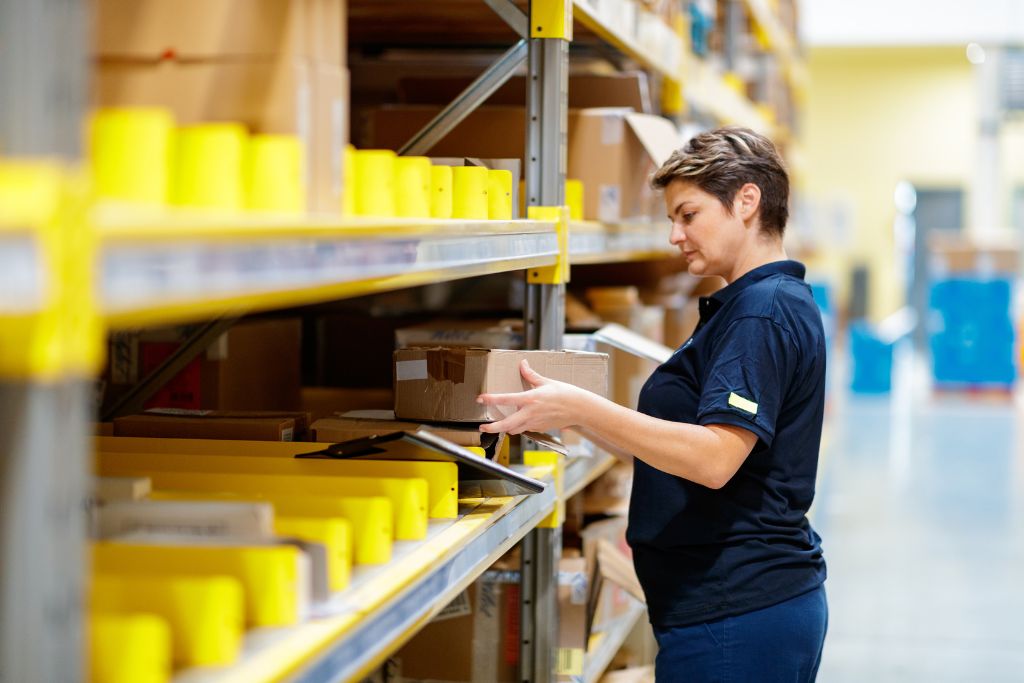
[628,260,827,627]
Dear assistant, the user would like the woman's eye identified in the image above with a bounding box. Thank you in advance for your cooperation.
[683,212,696,223]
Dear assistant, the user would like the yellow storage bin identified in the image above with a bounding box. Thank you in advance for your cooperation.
[149,490,394,565]
[92,542,306,628]
[94,443,458,520]
[487,169,513,220]
[394,156,432,218]
[91,574,244,667]
[452,166,488,219]
[90,613,171,683]
[99,465,427,541]
[244,134,306,213]
[89,107,174,206]
[430,165,453,219]
[171,123,247,210]
[352,149,396,217]
[276,516,352,592]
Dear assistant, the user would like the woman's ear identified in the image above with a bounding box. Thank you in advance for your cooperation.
[735,183,761,222]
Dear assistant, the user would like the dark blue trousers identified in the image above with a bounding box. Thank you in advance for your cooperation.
[653,585,828,682]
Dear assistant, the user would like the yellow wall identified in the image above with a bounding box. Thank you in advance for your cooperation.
[803,47,976,320]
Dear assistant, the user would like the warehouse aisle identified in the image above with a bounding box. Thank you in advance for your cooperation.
[814,383,1024,681]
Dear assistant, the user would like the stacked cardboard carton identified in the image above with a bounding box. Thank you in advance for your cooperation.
[92,0,348,212]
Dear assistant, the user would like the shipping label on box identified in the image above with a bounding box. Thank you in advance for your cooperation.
[393,348,608,422]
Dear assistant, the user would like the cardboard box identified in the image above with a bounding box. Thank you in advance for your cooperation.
[582,461,633,516]
[94,0,345,64]
[395,319,524,350]
[310,411,501,450]
[393,348,608,422]
[568,109,681,223]
[369,106,536,165]
[397,72,652,113]
[298,386,395,420]
[927,237,1019,277]
[105,319,302,413]
[113,411,304,441]
[393,570,521,682]
[556,556,590,681]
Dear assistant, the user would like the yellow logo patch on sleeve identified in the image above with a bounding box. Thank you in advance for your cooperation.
[728,392,758,415]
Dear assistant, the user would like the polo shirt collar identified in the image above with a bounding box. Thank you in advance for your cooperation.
[698,260,805,319]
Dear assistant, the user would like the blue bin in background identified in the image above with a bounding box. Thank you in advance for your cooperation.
[928,278,1016,387]
[849,321,894,393]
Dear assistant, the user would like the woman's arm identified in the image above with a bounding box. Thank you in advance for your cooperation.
[568,425,634,464]
[479,360,757,489]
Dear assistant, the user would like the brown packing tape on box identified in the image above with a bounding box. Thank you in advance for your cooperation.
[393,348,608,422]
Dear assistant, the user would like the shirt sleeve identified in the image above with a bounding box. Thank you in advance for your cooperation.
[696,316,796,447]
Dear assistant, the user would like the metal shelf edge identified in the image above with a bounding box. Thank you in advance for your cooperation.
[290,485,558,683]
[583,600,648,683]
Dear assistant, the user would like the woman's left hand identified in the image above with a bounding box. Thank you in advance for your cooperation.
[477,359,592,434]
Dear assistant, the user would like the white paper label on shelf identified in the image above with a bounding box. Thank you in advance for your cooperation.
[0,236,45,313]
[433,589,472,622]
[598,185,621,223]
[395,359,429,381]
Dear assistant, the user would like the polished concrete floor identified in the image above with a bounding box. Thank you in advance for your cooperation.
[813,353,1024,681]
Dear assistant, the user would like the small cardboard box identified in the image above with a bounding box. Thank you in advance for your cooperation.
[397,72,652,113]
[94,0,345,64]
[113,411,307,441]
[567,108,681,223]
[310,411,501,450]
[393,569,521,682]
[395,318,524,350]
[556,556,589,680]
[393,348,609,422]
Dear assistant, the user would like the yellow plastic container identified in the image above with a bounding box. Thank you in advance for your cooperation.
[487,169,513,220]
[276,516,352,592]
[245,134,306,213]
[394,156,432,218]
[90,107,174,206]
[353,149,397,217]
[341,144,357,217]
[452,166,489,219]
[171,123,247,210]
[94,443,459,520]
[91,575,244,667]
[90,613,171,683]
[99,464,427,542]
[430,165,454,219]
[92,542,306,628]
[149,489,394,565]
[565,178,584,220]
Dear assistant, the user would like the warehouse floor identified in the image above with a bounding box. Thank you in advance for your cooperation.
[813,349,1024,681]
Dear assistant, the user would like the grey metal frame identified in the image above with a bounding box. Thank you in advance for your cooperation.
[0,0,89,680]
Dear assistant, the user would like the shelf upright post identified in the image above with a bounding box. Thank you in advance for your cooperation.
[521,4,571,683]
[0,0,92,680]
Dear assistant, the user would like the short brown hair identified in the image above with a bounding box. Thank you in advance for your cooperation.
[651,126,789,237]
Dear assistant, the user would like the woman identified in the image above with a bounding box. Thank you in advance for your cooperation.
[479,126,828,681]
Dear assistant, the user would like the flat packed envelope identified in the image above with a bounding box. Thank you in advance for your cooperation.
[296,427,545,498]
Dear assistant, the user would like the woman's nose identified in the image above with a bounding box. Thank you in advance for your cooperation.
[669,221,686,246]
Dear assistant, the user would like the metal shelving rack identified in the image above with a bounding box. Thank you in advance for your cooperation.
[0,1,804,681]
